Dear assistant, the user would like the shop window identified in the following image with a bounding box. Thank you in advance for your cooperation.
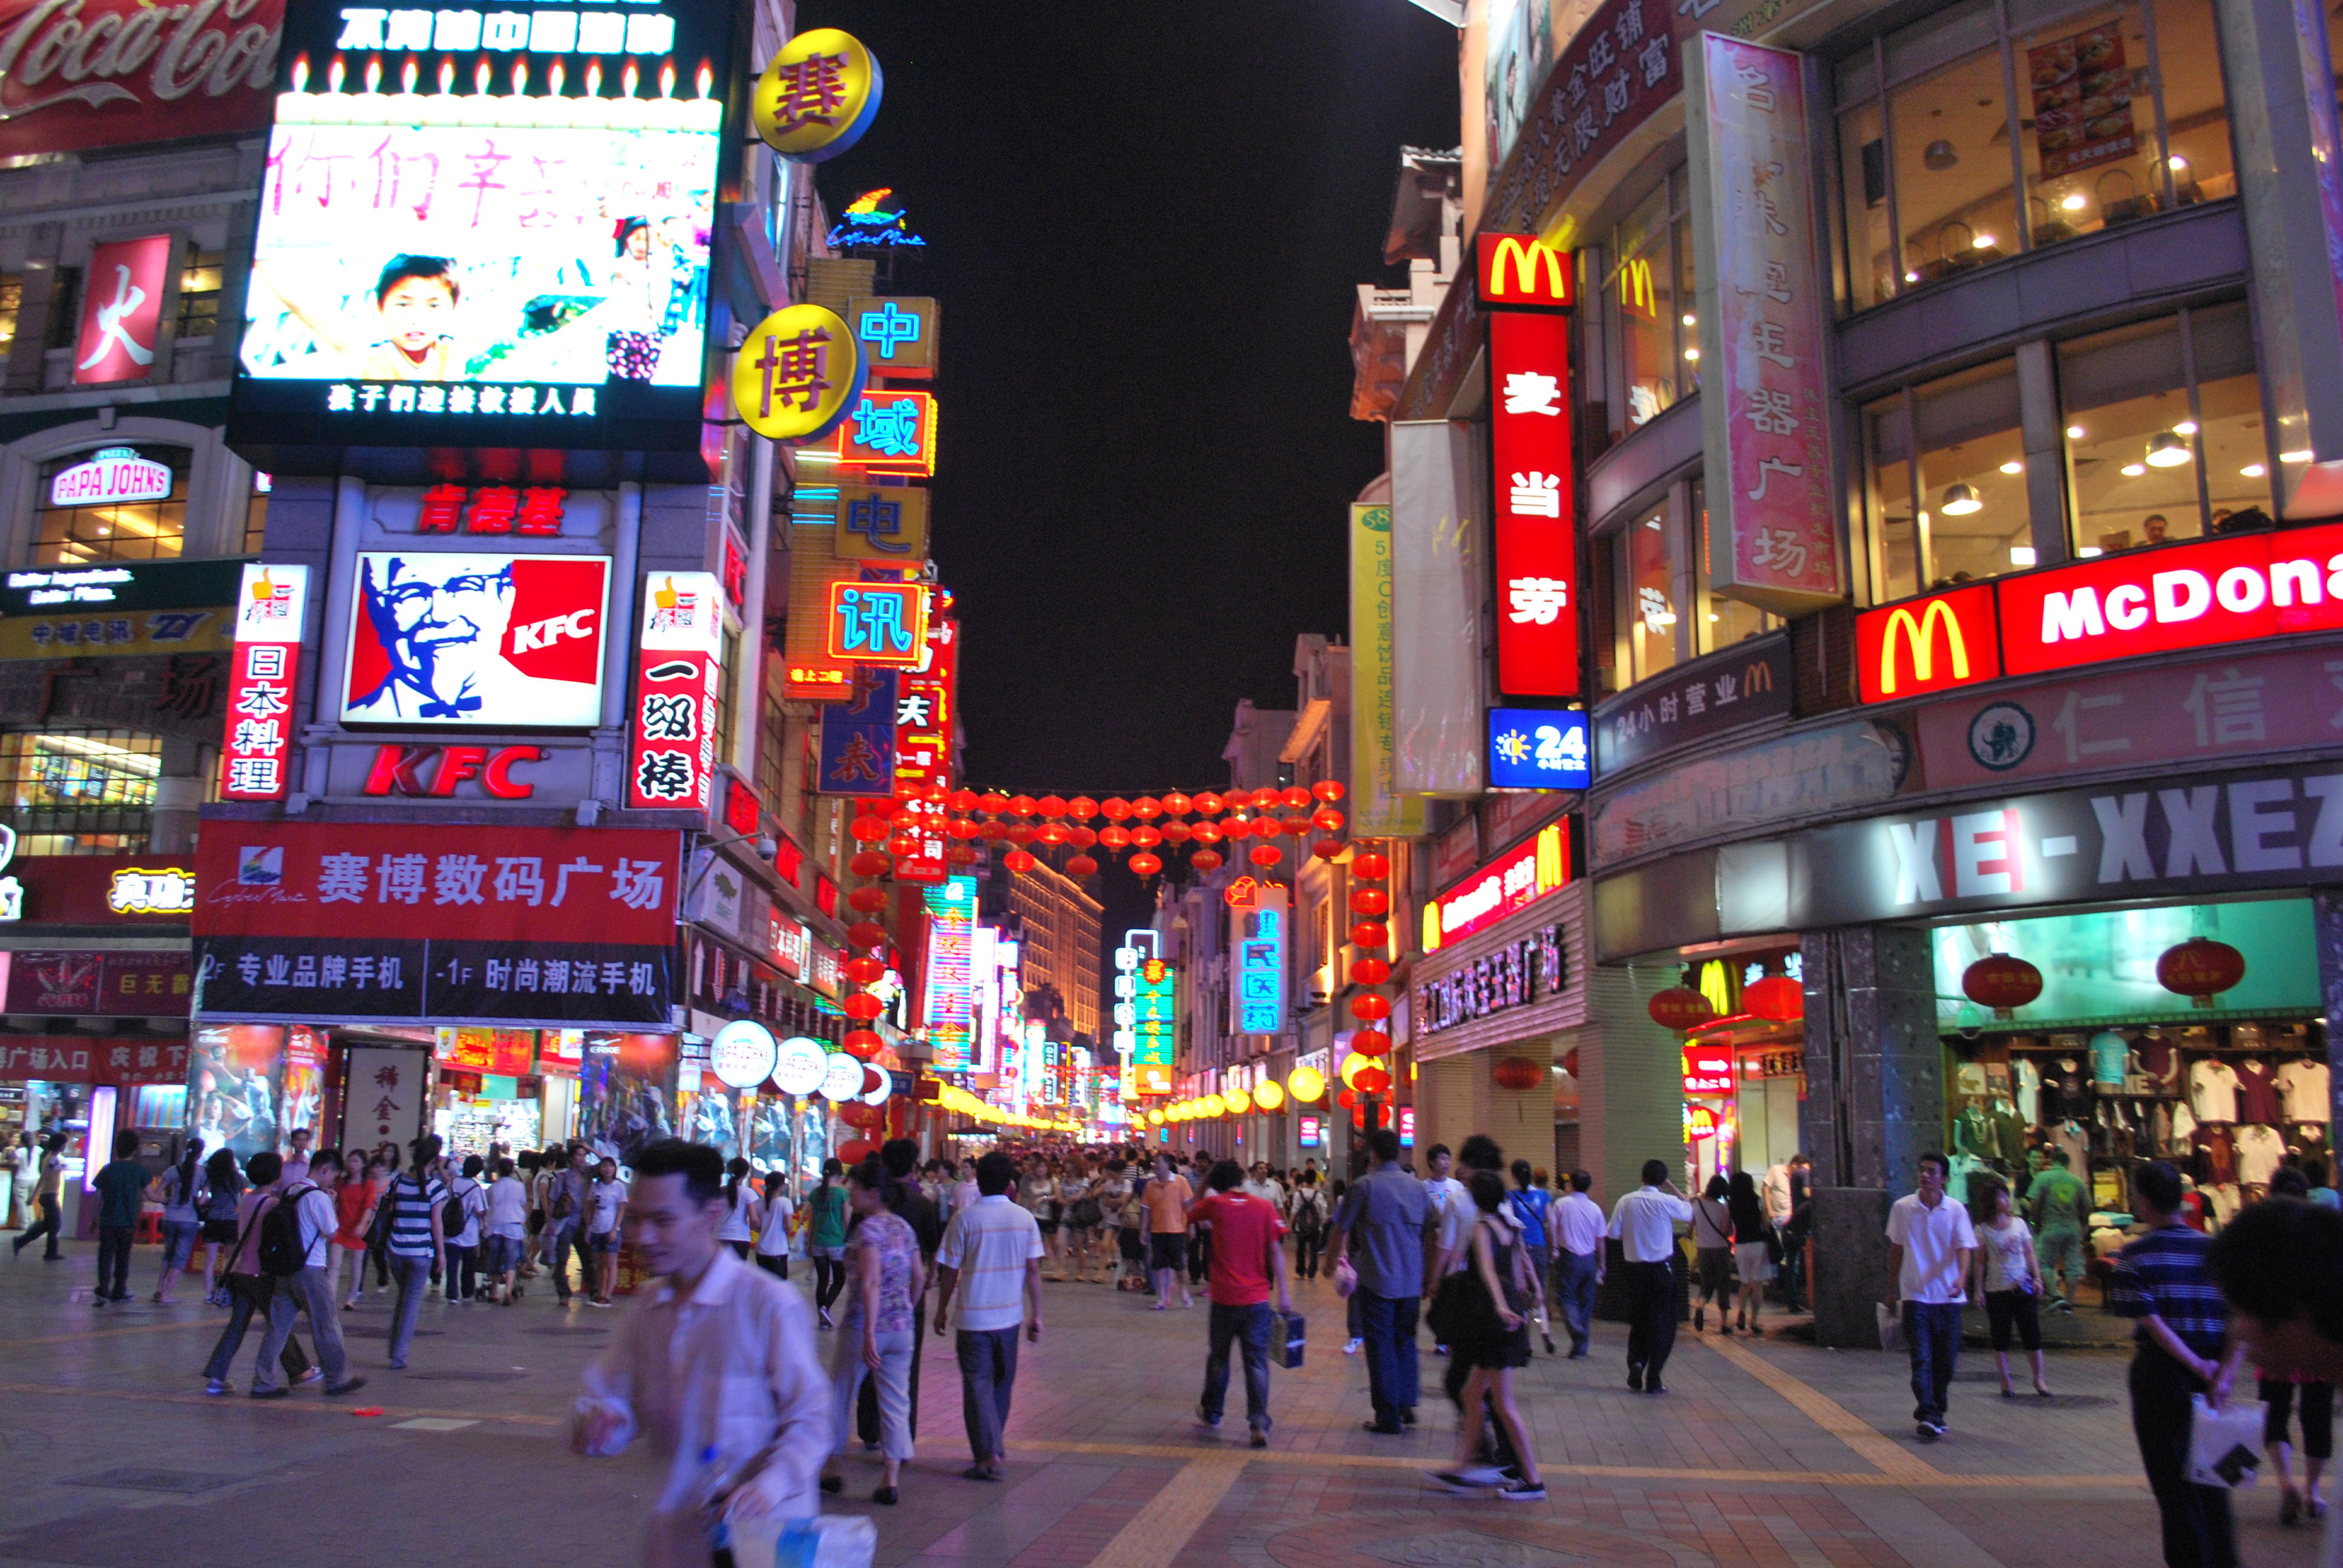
[1693,478,1781,652]
[31,446,191,565]
[1602,172,1695,442]
[175,250,224,339]
[0,273,19,354]
[0,729,161,855]
[243,471,270,555]
[2060,301,2264,554]
[1863,358,2027,598]
[713,627,741,768]
[1613,503,1679,684]
[1834,0,2233,314]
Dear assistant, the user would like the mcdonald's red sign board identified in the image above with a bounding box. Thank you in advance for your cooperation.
[1854,583,2001,704]
[1476,234,1575,310]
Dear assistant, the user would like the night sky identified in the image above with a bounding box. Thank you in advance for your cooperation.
[807,1,1462,795]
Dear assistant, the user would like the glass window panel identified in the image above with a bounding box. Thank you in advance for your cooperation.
[2201,369,2274,527]
[2151,0,2233,204]
[1694,478,1780,650]
[1884,0,1999,87]
[2061,313,2203,551]
[1864,393,1921,601]
[1607,183,1677,431]
[1915,359,2028,584]
[1674,209,1699,397]
[1840,97,1895,311]
[2017,7,2172,250]
[1889,45,2019,287]
[1615,506,1679,683]
[31,448,190,565]
[0,730,160,855]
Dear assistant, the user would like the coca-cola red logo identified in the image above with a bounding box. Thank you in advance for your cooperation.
[0,0,281,159]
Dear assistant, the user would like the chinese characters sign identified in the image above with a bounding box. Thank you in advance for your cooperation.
[892,614,957,797]
[628,570,723,811]
[751,27,882,162]
[221,564,309,801]
[921,875,976,1070]
[1682,1043,1734,1096]
[816,665,896,797]
[825,580,928,665]
[1691,35,1841,613]
[7,950,191,1016]
[1487,707,1589,789]
[733,303,867,442]
[1427,823,1570,953]
[343,552,609,728]
[73,236,171,386]
[1488,310,1579,697]
[1483,0,1678,243]
[1593,631,1790,775]
[834,485,931,560]
[846,295,937,375]
[834,390,937,475]
[1230,881,1288,1037]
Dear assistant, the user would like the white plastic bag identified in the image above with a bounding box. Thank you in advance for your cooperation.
[2188,1394,2267,1489]
[1875,1301,1903,1352]
[728,1514,877,1568]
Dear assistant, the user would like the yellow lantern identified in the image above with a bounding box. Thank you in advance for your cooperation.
[1199,1093,1222,1117]
[1253,1080,1286,1112]
[1288,1065,1326,1103]
[1147,1108,1164,1126]
[1340,1051,1372,1089]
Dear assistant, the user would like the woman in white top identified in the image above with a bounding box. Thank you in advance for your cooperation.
[1968,1177,2050,1397]
[482,1159,531,1304]
[754,1172,795,1282]
[1689,1175,1735,1333]
[1021,1158,1063,1278]
[444,1156,487,1304]
[716,1157,759,1259]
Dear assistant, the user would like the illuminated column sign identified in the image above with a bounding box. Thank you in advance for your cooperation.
[1233,883,1288,1036]
[629,572,724,811]
[1489,307,1579,698]
[1113,931,1175,1097]
[921,875,977,1070]
[221,564,309,800]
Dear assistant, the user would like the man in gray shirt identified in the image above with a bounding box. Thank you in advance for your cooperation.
[1327,1128,1433,1434]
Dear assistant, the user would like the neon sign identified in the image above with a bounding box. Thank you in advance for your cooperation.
[1426,823,1569,952]
[1232,883,1288,1036]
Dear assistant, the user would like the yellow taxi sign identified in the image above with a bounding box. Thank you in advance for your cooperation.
[753,28,882,162]
[732,304,866,442]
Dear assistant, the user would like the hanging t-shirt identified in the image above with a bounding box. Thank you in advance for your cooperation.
[2189,1060,2242,1123]
[2235,1060,2283,1126]
[2089,1033,2129,1086]
[2137,1038,2180,1091]
[2236,1123,2288,1187]
[2276,1060,2332,1124]
[2014,1059,2041,1126]
[2172,1101,2198,1148]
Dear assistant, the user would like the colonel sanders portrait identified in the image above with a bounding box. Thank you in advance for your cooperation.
[347,554,576,721]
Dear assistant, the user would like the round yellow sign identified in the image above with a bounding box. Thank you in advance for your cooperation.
[732,304,865,442]
[752,28,882,162]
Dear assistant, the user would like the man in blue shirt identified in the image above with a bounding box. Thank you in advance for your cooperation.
[2111,1159,2247,1568]
[1326,1128,1432,1434]
[91,1131,149,1305]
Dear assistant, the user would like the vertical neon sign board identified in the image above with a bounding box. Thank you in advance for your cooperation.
[1232,882,1288,1036]
[628,571,723,811]
[221,564,309,800]
[1488,310,1579,696]
[921,875,976,1070]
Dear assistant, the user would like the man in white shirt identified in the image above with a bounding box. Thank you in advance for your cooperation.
[1607,1159,1694,1394]
[932,1150,1045,1481]
[1551,1170,1606,1359]
[1886,1151,1978,1440]
[1763,1161,1794,1228]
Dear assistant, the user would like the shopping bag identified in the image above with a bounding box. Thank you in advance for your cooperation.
[1333,1256,1358,1299]
[1875,1301,1903,1352]
[2187,1395,2267,1489]
[1277,1312,1306,1369]
[729,1514,877,1568]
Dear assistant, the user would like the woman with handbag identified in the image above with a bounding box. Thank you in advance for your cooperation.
[1728,1171,1776,1338]
[1429,1171,1546,1501]
[1022,1157,1063,1279]
[1060,1159,1103,1283]
[1691,1175,1734,1333]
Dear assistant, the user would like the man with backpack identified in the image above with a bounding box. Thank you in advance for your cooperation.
[200,1152,315,1396]
[250,1148,364,1398]
[542,1148,587,1304]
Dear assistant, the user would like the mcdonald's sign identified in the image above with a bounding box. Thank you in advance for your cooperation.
[1855,583,2002,703]
[1476,233,1575,310]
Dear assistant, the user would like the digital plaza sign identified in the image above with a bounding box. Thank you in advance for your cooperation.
[229,0,745,466]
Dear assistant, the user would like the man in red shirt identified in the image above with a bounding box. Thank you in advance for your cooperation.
[1188,1158,1295,1448]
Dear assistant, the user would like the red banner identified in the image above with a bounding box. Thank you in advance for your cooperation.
[192,822,680,944]
[73,235,171,385]
[0,0,281,161]
[1489,312,1578,696]
[0,1037,188,1085]
[629,571,723,812]
[221,564,307,800]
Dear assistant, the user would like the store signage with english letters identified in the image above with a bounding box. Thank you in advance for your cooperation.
[362,743,547,799]
[321,739,594,804]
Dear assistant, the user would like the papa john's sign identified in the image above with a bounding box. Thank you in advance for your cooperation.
[1857,523,2343,704]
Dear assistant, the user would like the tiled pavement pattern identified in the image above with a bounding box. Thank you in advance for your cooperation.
[0,1246,2320,1568]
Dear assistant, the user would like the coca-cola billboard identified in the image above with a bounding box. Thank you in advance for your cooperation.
[0,0,281,160]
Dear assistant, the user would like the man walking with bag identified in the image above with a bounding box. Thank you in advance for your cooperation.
[1326,1128,1430,1434]
[1187,1158,1293,1448]
[251,1148,364,1397]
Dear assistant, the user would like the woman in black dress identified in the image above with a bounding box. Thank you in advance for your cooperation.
[1430,1170,1546,1501]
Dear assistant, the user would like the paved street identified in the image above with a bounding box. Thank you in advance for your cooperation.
[0,1242,2318,1568]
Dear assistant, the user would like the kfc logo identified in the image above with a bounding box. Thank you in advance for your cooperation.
[341,552,609,727]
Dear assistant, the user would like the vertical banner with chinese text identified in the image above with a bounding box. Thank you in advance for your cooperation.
[1348,503,1423,835]
[1689,34,1843,614]
[628,571,723,812]
[816,665,897,797]
[1487,310,1579,696]
[221,565,309,800]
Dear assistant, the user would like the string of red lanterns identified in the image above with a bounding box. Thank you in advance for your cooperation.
[1341,840,1394,1132]
[936,781,1350,883]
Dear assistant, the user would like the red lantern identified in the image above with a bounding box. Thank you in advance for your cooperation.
[843,993,883,1021]
[1068,795,1099,820]
[1312,807,1345,834]
[1313,838,1345,860]
[846,955,886,985]
[977,792,1010,815]
[839,1102,884,1129]
[1351,993,1392,1022]
[1254,817,1285,840]
[1561,1048,1579,1077]
[1311,779,1346,803]
[1351,1028,1392,1057]
[2157,938,2247,1008]
[1099,825,1131,851]
[1353,958,1392,985]
[946,817,978,840]
[1129,852,1164,877]
[1065,854,1099,878]
[1162,821,1193,844]
[1008,794,1037,817]
[1036,823,1069,845]
[1351,888,1391,916]
[1191,822,1224,845]
[1191,791,1224,815]
[1647,985,1715,1032]
[1067,825,1098,849]
[1102,797,1132,820]
[838,1139,877,1165]
[841,1030,883,1059]
[847,921,888,948]
[1130,825,1162,849]
[1353,851,1391,881]
[1959,954,2042,1020]
[1492,1056,1544,1092]
[1248,844,1283,867]
[1743,975,1807,1022]
[1189,849,1224,872]
[849,816,890,844]
[1037,794,1067,818]
[1354,1067,1392,1095]
[1350,921,1389,948]
[1280,786,1312,812]
[978,820,1009,840]
[862,1065,885,1095]
[1280,815,1313,838]
[1003,849,1038,874]
[1132,796,1161,819]
[1337,1088,1357,1109]
[946,845,980,867]
[1162,792,1192,815]
[847,886,889,914]
[848,851,891,878]
[948,789,978,815]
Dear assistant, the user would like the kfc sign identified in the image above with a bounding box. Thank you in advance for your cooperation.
[1856,583,2001,704]
[341,552,609,728]
[1476,234,1573,310]
[362,744,546,799]
[0,0,281,160]
[1488,311,1578,697]
[73,236,171,385]
[220,564,308,800]
[2001,521,2343,676]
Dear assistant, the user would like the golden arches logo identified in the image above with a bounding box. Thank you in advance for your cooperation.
[1876,599,1971,694]
[1489,237,1567,300]
[1535,823,1566,891]
[1619,256,1657,316]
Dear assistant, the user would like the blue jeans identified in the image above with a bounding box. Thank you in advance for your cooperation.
[388,1253,433,1364]
[1904,1301,1962,1424]
[1201,1301,1274,1432]
[542,1224,581,1299]
[255,1266,350,1392]
[1555,1250,1600,1350]
[1355,1290,1419,1426]
[955,1327,1020,1465]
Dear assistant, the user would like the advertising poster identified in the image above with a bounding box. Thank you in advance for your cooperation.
[188,1024,287,1161]
[1481,0,1553,174]
[342,552,610,727]
[578,1031,678,1165]
[339,1043,428,1152]
[229,0,735,456]
[628,570,723,810]
[281,1024,325,1140]
[2027,24,2134,181]
[0,0,283,160]
[73,236,173,387]
[1348,502,1422,835]
[3,950,192,1016]
[817,666,897,796]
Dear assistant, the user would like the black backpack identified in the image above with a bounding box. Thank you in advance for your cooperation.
[258,1184,316,1278]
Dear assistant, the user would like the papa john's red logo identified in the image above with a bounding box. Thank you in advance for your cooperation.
[341,552,610,727]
